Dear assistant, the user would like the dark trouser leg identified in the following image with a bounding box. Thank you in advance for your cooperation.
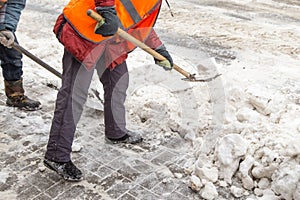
[45,49,94,162]
[0,34,23,81]
[1,34,41,110]
[98,61,129,139]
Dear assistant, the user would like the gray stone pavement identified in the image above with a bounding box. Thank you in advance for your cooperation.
[0,106,203,200]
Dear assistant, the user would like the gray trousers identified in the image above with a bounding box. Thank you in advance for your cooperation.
[45,49,129,162]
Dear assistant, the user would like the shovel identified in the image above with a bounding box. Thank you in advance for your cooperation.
[87,9,221,82]
[14,42,104,110]
[0,33,104,110]
[11,42,62,79]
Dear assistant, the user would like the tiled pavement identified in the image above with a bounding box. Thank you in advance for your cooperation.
[0,110,202,200]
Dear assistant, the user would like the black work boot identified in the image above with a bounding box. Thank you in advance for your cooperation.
[105,130,143,144]
[44,158,83,181]
[4,79,41,111]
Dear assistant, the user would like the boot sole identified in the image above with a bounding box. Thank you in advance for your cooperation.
[105,136,143,145]
[6,103,42,111]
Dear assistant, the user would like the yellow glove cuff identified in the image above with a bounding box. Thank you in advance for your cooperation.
[157,60,172,71]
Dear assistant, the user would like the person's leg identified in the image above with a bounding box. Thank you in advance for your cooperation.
[44,49,93,181]
[98,61,142,144]
[45,49,94,162]
[0,34,23,81]
[98,61,128,139]
[0,34,41,110]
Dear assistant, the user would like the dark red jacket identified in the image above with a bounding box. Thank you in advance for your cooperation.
[95,0,115,7]
[54,0,163,70]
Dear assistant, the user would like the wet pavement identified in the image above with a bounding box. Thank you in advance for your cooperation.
[0,106,201,200]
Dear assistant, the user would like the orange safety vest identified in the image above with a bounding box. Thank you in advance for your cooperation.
[54,0,162,70]
[63,0,162,44]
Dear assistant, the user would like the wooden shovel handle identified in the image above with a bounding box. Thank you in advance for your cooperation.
[87,9,192,79]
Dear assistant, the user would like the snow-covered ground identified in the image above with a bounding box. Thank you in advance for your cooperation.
[0,0,300,199]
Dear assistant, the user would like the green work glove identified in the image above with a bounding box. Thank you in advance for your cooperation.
[0,30,15,48]
[154,44,173,71]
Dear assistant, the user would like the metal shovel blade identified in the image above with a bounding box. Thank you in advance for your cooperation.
[181,73,222,82]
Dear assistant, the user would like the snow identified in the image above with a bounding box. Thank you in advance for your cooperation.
[1,0,300,199]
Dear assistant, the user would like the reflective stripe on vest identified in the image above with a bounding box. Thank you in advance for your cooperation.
[119,0,141,24]
[63,0,162,43]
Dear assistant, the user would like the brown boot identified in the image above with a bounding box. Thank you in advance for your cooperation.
[4,79,41,111]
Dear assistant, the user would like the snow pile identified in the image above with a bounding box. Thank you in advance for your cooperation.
[186,79,300,199]
[126,1,300,198]
[124,49,300,199]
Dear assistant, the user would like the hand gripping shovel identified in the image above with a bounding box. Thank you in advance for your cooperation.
[0,32,104,110]
[87,9,221,82]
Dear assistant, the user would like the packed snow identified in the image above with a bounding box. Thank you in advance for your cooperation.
[0,0,299,199]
